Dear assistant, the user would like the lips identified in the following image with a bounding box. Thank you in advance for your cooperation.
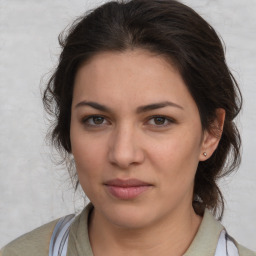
[104,179,152,200]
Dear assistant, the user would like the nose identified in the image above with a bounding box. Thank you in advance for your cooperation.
[108,124,145,169]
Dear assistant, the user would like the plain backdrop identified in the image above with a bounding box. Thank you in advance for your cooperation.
[0,0,256,251]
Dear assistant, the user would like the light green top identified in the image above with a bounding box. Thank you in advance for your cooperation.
[1,204,255,256]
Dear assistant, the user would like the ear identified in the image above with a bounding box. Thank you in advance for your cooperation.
[199,108,225,161]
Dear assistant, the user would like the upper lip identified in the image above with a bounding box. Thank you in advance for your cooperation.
[104,179,151,187]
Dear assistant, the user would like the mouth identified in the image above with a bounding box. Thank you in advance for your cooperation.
[104,179,153,200]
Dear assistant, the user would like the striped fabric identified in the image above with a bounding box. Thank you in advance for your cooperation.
[215,230,239,256]
[49,214,75,256]
[49,216,239,256]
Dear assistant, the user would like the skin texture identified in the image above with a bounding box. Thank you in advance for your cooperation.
[70,49,225,256]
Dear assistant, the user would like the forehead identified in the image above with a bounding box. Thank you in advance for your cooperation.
[72,49,196,112]
[75,49,177,86]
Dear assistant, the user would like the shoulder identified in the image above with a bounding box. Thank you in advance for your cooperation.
[237,243,256,256]
[184,209,256,256]
[0,218,59,256]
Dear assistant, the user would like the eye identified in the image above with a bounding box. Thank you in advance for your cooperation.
[82,115,108,127]
[147,116,174,127]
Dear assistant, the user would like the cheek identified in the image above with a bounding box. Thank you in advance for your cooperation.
[149,130,201,185]
[151,131,201,164]
[71,139,107,201]
[70,131,106,183]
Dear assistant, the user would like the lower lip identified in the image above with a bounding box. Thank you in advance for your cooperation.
[106,185,151,200]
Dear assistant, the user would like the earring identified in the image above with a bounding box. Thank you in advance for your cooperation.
[203,152,207,157]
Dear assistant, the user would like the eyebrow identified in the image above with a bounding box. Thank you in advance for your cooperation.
[75,100,183,113]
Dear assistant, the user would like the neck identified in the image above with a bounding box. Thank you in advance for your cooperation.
[89,204,202,256]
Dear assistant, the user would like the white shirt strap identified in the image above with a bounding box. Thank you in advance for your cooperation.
[215,230,239,256]
[49,214,75,256]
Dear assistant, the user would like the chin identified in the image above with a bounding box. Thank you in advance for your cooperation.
[101,202,158,230]
[108,212,152,229]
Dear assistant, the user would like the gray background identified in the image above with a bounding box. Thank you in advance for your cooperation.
[0,0,255,251]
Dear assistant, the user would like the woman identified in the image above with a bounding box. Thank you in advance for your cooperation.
[1,0,255,255]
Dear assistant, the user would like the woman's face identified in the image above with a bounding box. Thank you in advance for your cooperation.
[70,49,208,229]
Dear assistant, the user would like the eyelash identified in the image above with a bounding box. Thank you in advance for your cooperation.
[81,115,175,128]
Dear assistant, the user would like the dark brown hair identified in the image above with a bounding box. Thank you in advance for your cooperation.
[43,0,242,220]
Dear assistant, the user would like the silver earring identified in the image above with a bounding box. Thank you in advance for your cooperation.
[203,152,207,157]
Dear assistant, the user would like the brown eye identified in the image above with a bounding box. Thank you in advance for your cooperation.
[147,116,174,127]
[154,117,166,125]
[93,116,105,124]
[82,115,108,127]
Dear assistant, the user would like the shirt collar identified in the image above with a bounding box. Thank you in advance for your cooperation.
[68,204,224,256]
